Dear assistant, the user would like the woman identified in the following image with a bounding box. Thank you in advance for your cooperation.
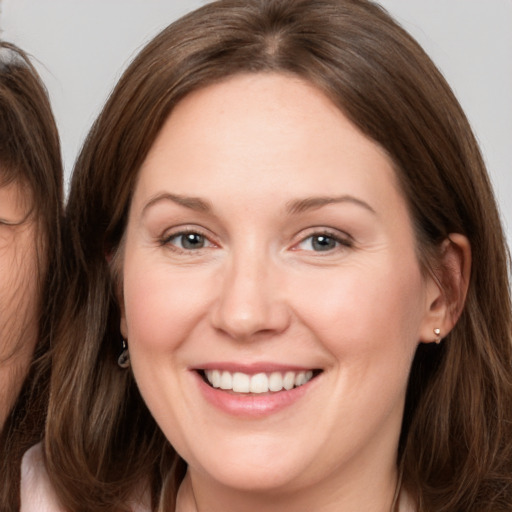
[35,0,512,510]
[0,42,63,507]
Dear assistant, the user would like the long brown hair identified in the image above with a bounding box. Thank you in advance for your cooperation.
[47,1,512,510]
[0,42,63,508]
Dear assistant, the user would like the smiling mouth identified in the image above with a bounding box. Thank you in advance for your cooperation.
[198,369,322,394]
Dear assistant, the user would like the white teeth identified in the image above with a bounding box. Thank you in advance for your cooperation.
[295,371,306,386]
[220,371,232,390]
[232,372,250,393]
[250,373,268,393]
[211,370,221,388]
[268,372,283,392]
[283,371,295,390]
[204,369,315,393]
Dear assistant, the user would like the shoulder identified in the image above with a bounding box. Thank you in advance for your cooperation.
[20,443,151,512]
[20,443,65,512]
[399,489,416,512]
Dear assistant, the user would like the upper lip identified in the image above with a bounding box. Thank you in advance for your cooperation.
[192,362,319,374]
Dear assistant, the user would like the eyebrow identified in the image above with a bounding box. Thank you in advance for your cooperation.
[142,193,213,215]
[141,192,376,217]
[286,195,376,215]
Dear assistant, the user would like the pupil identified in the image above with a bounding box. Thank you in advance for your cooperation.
[312,235,335,251]
[183,233,204,249]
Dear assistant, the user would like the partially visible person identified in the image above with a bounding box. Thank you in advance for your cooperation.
[0,41,63,508]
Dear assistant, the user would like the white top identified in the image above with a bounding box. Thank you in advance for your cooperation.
[20,443,149,512]
[20,444,65,512]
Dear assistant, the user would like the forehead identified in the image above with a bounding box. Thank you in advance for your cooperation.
[135,73,401,201]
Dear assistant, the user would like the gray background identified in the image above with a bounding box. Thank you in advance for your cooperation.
[1,0,511,242]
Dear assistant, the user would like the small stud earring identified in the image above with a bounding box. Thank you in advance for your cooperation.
[433,328,441,344]
[118,339,130,368]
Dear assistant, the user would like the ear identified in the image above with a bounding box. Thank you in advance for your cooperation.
[119,291,128,340]
[420,233,471,343]
[108,248,129,339]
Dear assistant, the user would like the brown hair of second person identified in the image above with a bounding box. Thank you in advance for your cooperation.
[0,41,63,508]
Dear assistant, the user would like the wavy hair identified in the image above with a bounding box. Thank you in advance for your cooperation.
[46,1,512,510]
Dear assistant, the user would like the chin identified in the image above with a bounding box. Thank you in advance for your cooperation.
[181,437,312,493]
[196,460,302,493]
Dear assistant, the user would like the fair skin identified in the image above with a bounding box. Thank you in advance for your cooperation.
[119,73,468,512]
[0,179,39,430]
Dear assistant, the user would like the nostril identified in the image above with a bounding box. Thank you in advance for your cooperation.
[211,301,292,341]
[210,264,291,340]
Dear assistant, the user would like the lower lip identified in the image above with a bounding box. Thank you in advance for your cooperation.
[193,372,316,418]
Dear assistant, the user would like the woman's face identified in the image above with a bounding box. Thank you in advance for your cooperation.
[0,179,39,429]
[120,74,441,497]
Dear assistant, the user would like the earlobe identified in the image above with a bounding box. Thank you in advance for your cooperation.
[120,312,128,339]
[110,254,128,339]
[115,280,128,339]
[420,233,471,343]
[118,285,128,339]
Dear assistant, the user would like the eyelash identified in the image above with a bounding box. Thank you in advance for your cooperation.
[0,219,21,228]
[159,227,353,255]
[160,228,214,253]
[294,230,353,253]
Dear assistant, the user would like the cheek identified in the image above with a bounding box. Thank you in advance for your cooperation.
[289,258,425,362]
[122,259,214,353]
[285,258,426,450]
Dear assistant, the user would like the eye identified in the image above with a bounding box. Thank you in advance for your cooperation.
[0,218,17,226]
[296,232,351,252]
[164,231,213,250]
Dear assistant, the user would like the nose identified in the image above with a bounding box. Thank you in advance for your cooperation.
[210,250,291,341]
